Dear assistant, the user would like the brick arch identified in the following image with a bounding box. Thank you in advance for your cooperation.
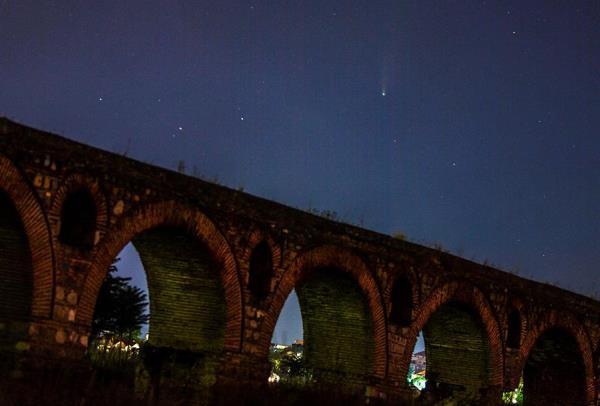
[260,245,387,379]
[0,154,54,319]
[78,201,242,351]
[385,266,420,326]
[245,228,282,265]
[400,280,504,388]
[514,310,596,404]
[507,297,527,329]
[243,229,281,302]
[384,262,420,302]
[504,298,527,351]
[49,173,109,244]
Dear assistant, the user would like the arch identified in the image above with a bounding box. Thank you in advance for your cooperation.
[0,154,54,319]
[400,281,504,390]
[132,226,225,352]
[296,266,374,379]
[50,174,108,248]
[515,310,595,405]
[78,201,242,351]
[248,240,274,300]
[245,228,282,268]
[261,245,387,379]
[389,274,414,326]
[0,190,33,322]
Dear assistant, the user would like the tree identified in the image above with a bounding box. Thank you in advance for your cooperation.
[91,259,149,340]
[280,352,305,377]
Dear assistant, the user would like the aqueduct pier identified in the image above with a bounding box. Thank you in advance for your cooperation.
[0,118,598,404]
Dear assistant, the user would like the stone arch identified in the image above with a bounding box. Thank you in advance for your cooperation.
[388,272,417,327]
[245,228,282,268]
[0,154,54,319]
[515,310,595,405]
[243,229,281,302]
[401,280,504,394]
[78,201,242,352]
[50,174,108,249]
[0,190,33,324]
[261,245,387,379]
[505,298,527,352]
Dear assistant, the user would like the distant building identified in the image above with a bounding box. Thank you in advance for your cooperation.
[271,338,304,356]
[291,339,304,354]
[411,351,426,374]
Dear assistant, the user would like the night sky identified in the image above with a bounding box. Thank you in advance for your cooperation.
[1,1,598,345]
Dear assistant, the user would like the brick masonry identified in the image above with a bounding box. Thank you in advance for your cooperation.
[423,302,491,399]
[0,191,33,351]
[297,267,374,381]
[133,227,226,352]
[0,118,599,404]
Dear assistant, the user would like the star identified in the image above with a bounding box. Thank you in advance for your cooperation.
[381,90,386,96]
[98,97,103,102]
[241,116,245,121]
[178,126,183,131]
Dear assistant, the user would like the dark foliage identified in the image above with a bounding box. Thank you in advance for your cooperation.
[91,259,149,339]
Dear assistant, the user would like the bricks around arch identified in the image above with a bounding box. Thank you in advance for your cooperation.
[384,267,420,327]
[1,119,600,402]
[77,201,243,352]
[243,228,282,267]
[514,310,596,405]
[399,281,504,389]
[240,227,282,293]
[0,153,54,319]
[48,173,109,244]
[504,297,528,348]
[258,245,388,379]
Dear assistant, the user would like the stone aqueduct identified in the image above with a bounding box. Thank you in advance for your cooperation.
[0,118,598,404]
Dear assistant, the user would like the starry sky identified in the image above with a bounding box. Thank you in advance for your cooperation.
[1,1,598,346]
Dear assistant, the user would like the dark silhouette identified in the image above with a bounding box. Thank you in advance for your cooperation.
[91,259,149,339]
[59,188,97,249]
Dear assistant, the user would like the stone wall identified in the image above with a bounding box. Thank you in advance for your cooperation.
[297,267,374,381]
[0,117,599,404]
[133,227,226,352]
[423,302,491,400]
[523,328,587,405]
[0,190,32,352]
